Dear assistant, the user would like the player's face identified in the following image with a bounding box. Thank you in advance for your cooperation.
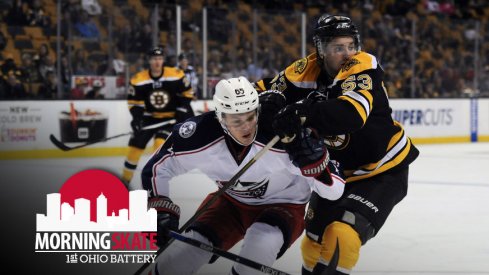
[319,36,357,77]
[223,110,258,146]
[149,56,164,72]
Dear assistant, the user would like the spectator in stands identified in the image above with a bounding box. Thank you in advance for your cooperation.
[2,70,28,99]
[74,11,100,39]
[59,55,72,93]
[70,77,87,99]
[1,54,21,77]
[20,52,42,84]
[0,30,6,51]
[113,51,126,75]
[85,79,104,99]
[38,55,56,82]
[34,43,50,68]
[37,70,58,99]
[26,0,50,27]
[133,24,152,53]
[72,49,90,75]
[82,0,102,16]
[5,0,28,25]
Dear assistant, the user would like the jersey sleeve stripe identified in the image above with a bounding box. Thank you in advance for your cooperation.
[338,94,368,124]
[181,90,194,98]
[343,90,371,114]
[290,81,318,89]
[344,130,410,181]
[356,90,373,112]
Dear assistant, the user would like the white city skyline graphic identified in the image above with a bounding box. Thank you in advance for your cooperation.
[36,190,157,232]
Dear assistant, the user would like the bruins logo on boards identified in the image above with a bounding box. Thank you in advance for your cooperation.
[294,57,308,74]
[149,90,170,109]
[323,134,350,150]
[341,58,360,72]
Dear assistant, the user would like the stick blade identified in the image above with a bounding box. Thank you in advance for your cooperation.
[49,134,72,151]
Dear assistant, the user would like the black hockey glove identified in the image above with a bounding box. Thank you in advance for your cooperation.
[175,106,194,123]
[284,128,329,178]
[258,90,286,127]
[130,107,144,133]
[130,118,143,133]
[272,98,313,140]
[148,196,181,247]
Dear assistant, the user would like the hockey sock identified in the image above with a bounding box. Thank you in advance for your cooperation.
[122,146,144,184]
[232,222,284,275]
[155,230,213,275]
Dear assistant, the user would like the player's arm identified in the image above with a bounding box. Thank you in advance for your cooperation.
[310,160,345,200]
[141,132,185,246]
[307,69,380,135]
[141,132,186,197]
[284,128,345,200]
[127,79,145,132]
[273,69,380,138]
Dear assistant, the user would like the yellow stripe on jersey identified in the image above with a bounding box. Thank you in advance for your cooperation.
[163,66,186,78]
[284,53,321,89]
[335,52,378,81]
[357,90,373,112]
[338,95,368,124]
[181,89,194,99]
[344,131,412,182]
[255,80,266,92]
[130,67,186,86]
[127,99,145,105]
[151,111,176,119]
[130,70,151,86]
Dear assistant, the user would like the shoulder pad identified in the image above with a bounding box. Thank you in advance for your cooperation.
[171,112,224,152]
[163,66,185,79]
[130,70,151,86]
[284,53,321,89]
[336,51,379,80]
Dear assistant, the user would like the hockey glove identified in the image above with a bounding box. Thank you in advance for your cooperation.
[272,98,313,140]
[258,90,286,127]
[148,196,181,247]
[175,106,194,123]
[130,118,143,133]
[284,128,329,178]
[130,106,144,133]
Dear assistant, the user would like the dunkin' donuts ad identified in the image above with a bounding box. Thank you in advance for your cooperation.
[59,102,108,143]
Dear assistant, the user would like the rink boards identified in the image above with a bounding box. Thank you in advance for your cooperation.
[1,98,488,159]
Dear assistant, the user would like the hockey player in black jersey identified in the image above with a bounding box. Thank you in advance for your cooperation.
[122,46,195,186]
[141,76,346,275]
[256,15,420,275]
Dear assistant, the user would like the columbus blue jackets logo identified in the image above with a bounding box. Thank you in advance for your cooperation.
[217,179,269,199]
[179,121,197,138]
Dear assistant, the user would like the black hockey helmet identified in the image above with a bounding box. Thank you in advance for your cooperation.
[147,45,165,57]
[178,52,187,61]
[313,15,360,53]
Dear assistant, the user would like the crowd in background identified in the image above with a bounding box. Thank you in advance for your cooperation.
[1,0,489,100]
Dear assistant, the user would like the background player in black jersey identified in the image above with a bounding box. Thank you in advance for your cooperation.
[256,15,420,275]
[122,46,195,187]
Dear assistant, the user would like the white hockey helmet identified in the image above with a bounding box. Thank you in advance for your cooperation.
[213,76,259,119]
[213,76,260,144]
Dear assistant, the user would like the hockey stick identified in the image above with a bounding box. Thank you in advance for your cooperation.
[169,230,292,275]
[49,119,177,151]
[133,135,281,275]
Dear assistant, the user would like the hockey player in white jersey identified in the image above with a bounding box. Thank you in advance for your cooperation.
[141,76,346,275]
